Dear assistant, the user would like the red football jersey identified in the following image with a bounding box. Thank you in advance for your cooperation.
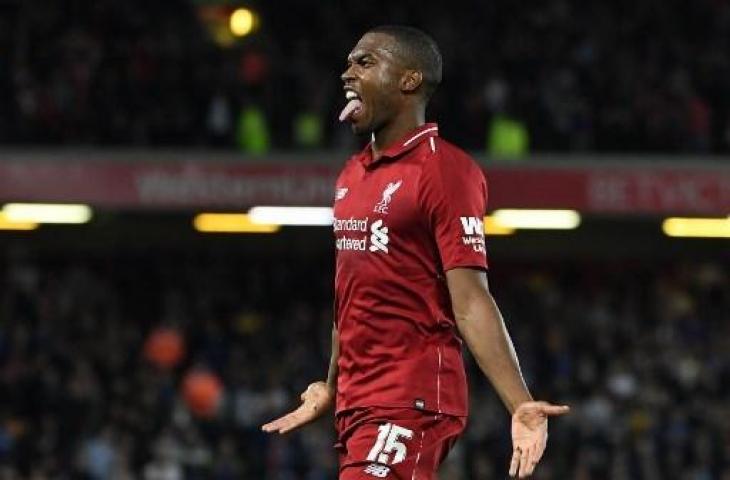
[333,123,488,417]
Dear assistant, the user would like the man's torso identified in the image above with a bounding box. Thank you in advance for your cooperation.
[333,124,488,417]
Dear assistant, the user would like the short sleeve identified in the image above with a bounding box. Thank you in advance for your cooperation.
[418,148,488,271]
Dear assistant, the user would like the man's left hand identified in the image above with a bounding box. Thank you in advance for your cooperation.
[509,401,570,478]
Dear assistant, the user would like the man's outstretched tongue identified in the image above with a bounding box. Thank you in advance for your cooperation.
[339,99,362,122]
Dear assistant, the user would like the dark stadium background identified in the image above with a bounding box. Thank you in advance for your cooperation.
[0,1,728,479]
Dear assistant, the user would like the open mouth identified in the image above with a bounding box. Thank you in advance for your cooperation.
[339,90,363,122]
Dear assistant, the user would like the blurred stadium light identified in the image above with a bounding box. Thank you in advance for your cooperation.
[492,209,581,230]
[229,8,256,37]
[248,206,334,226]
[1,203,92,224]
[483,216,515,236]
[662,217,730,238]
[0,212,38,231]
[195,2,259,46]
[193,213,280,233]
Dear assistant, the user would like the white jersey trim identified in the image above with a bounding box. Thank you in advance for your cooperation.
[436,346,442,413]
[402,126,439,147]
[410,431,426,480]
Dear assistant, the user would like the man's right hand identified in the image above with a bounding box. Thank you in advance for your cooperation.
[261,381,334,434]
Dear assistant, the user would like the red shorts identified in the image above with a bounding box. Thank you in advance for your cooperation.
[334,407,466,480]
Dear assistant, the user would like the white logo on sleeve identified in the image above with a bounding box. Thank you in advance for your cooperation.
[460,216,484,235]
[460,216,486,253]
[373,180,402,214]
[369,219,389,253]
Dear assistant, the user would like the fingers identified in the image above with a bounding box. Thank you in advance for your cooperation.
[509,446,520,478]
[261,413,291,433]
[510,445,533,478]
[261,409,304,434]
[519,444,531,478]
[541,404,570,416]
[534,433,547,460]
[263,383,333,435]
[526,442,542,476]
[510,443,543,478]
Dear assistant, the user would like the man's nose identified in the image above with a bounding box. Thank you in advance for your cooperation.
[341,67,355,83]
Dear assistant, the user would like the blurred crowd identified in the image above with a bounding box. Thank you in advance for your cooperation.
[1,0,729,153]
[0,245,728,479]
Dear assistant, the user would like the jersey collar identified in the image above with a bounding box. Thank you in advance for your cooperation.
[357,123,439,168]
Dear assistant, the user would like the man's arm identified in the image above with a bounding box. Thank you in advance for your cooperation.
[446,267,569,478]
[261,325,338,434]
[446,268,531,413]
[326,325,339,393]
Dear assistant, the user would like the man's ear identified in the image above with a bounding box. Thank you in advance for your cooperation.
[401,70,423,93]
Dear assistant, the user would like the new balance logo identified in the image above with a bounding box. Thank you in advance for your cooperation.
[460,216,484,235]
[364,464,391,478]
[335,187,349,201]
[369,219,389,253]
[374,180,402,214]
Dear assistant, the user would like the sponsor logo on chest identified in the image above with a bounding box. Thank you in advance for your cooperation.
[334,180,403,254]
[333,216,390,253]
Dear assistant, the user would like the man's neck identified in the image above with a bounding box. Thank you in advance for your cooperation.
[371,109,425,160]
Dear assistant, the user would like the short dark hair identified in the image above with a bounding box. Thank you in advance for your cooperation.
[368,25,443,100]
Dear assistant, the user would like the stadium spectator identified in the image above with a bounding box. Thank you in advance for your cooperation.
[0,249,727,478]
[1,0,729,153]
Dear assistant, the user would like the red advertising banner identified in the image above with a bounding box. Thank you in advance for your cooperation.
[487,167,730,214]
[0,158,727,214]
[0,163,339,208]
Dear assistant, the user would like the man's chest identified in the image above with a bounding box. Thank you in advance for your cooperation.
[333,161,424,256]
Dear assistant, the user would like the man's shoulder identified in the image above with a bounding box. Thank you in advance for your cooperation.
[425,137,485,177]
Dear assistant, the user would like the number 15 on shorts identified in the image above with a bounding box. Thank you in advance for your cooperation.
[366,423,415,465]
